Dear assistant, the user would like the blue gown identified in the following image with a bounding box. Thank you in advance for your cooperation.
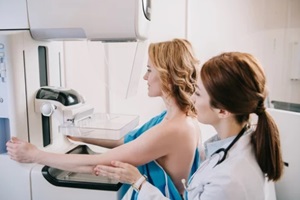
[121,111,200,200]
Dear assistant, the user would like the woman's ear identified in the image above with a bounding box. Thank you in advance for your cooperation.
[217,109,231,119]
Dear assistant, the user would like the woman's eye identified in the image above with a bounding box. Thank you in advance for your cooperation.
[147,69,151,73]
[195,91,200,96]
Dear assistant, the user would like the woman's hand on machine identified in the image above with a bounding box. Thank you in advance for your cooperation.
[66,136,84,142]
[6,137,39,163]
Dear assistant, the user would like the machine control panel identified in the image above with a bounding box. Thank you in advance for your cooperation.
[0,43,6,83]
[0,41,8,118]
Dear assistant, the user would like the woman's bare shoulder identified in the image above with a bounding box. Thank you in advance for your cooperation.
[156,116,198,137]
[136,116,198,145]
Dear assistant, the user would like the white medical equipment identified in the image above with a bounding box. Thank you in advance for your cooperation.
[268,108,300,200]
[0,0,150,199]
[31,86,139,199]
[34,86,139,140]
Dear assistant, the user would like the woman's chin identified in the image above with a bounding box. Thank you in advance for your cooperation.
[148,92,155,97]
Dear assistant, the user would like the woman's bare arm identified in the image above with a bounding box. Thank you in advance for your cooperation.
[67,136,124,148]
[89,123,176,167]
[7,122,176,173]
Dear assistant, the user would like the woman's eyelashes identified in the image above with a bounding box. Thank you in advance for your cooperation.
[146,65,152,73]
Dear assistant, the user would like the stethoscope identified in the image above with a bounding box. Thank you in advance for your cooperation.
[211,125,249,167]
[182,125,249,192]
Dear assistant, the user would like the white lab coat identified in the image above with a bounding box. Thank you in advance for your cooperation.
[138,130,269,200]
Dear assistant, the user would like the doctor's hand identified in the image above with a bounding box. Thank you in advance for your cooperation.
[94,161,143,185]
[6,137,39,163]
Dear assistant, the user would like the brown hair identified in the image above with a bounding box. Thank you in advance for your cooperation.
[148,39,199,116]
[201,52,283,181]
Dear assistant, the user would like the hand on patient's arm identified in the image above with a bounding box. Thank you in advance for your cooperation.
[6,137,40,163]
[94,161,143,185]
[95,161,169,200]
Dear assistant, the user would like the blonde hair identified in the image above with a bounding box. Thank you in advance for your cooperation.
[148,39,199,116]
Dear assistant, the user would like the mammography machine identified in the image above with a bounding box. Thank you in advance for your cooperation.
[0,0,151,199]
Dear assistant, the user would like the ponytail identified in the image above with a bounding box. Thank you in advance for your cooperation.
[252,111,283,181]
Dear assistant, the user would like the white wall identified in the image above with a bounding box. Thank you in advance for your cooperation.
[188,0,300,105]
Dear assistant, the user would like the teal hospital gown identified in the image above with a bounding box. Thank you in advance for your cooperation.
[122,110,200,200]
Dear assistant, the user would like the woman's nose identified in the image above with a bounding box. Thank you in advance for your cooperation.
[143,73,148,80]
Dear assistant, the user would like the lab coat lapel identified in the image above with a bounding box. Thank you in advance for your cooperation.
[187,154,220,198]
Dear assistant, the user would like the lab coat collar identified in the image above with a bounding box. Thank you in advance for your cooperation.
[204,126,254,158]
[204,135,235,158]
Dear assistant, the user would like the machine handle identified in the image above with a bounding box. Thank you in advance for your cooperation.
[40,103,56,117]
